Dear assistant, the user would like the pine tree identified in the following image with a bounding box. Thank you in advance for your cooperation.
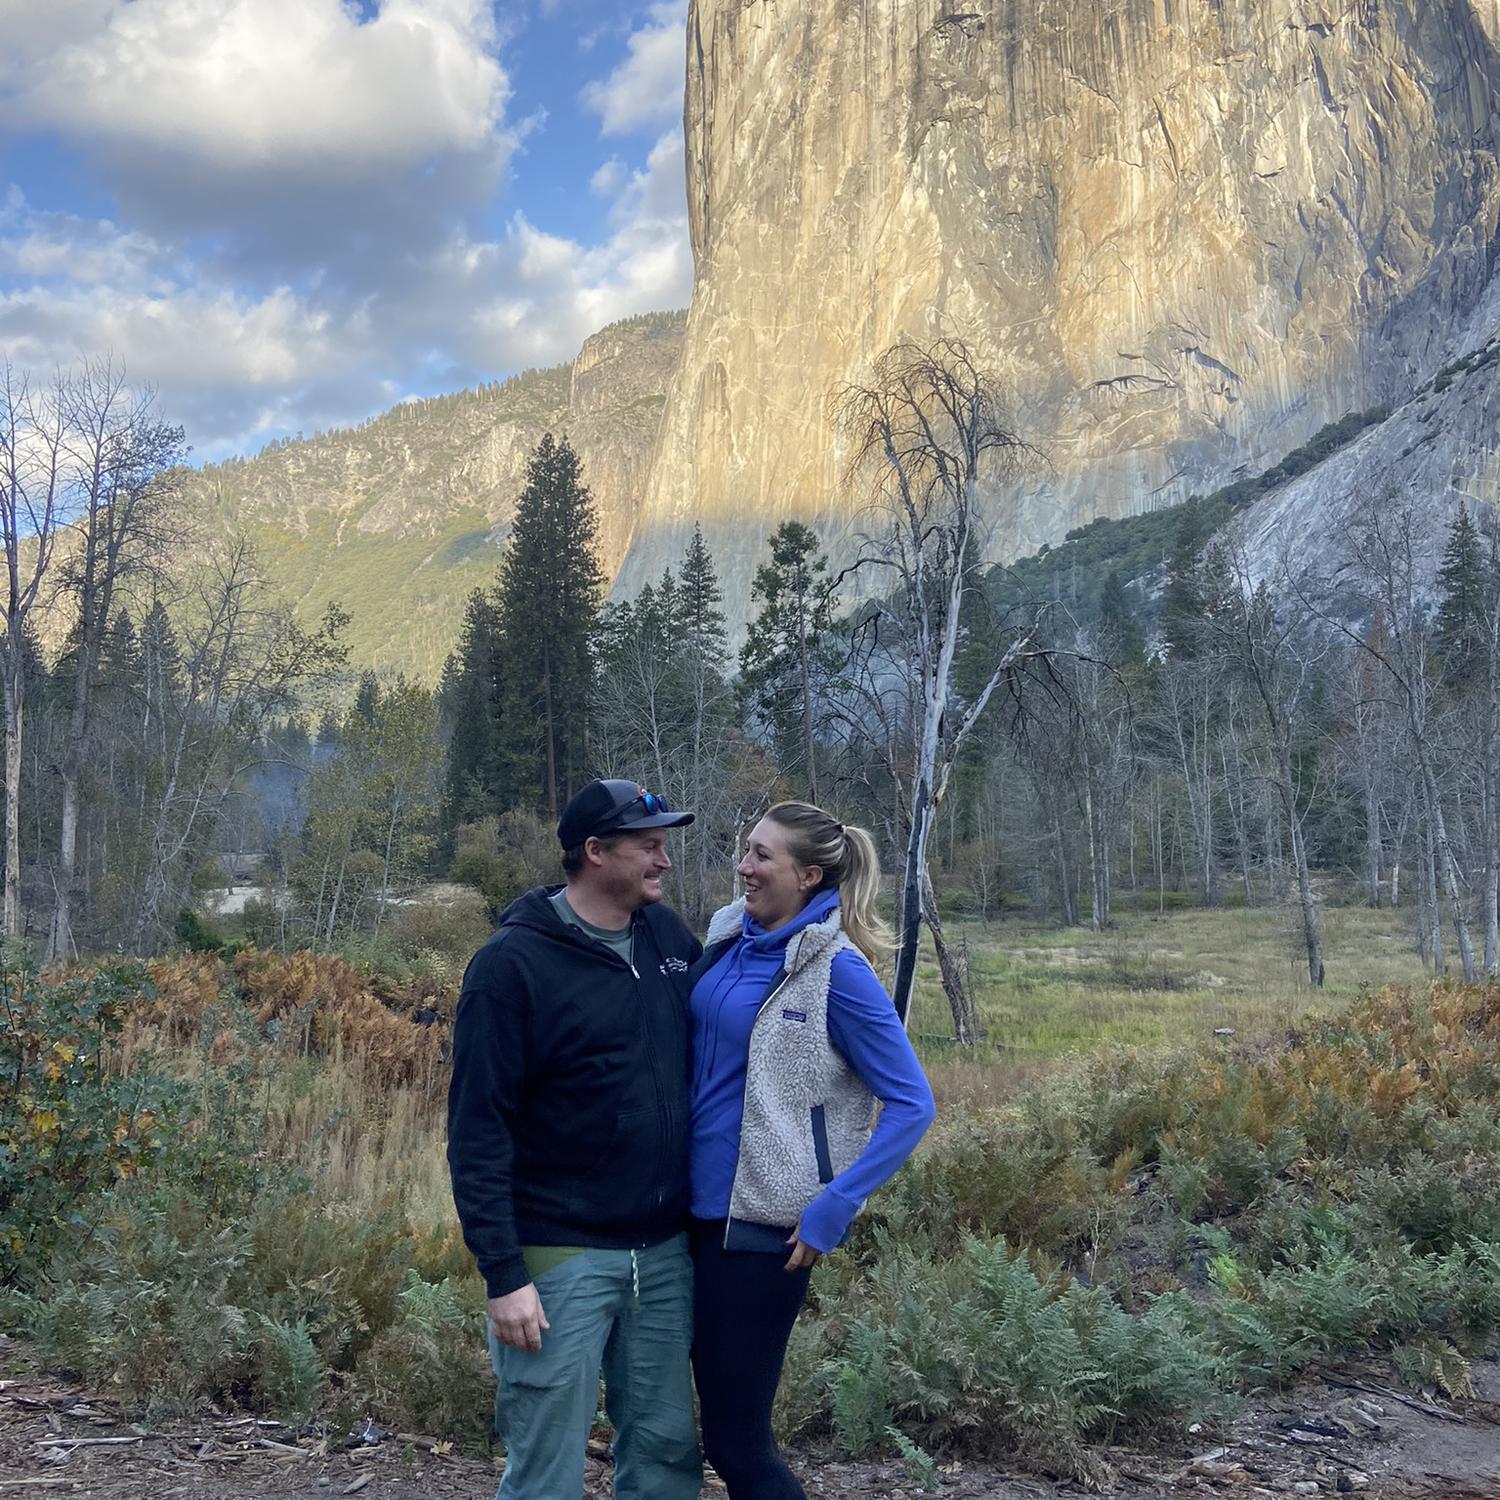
[437,588,501,841]
[314,706,342,754]
[1435,502,1485,675]
[1096,567,1146,668]
[135,600,181,770]
[493,434,604,816]
[740,521,835,799]
[1161,499,1208,658]
[352,670,382,726]
[677,524,729,676]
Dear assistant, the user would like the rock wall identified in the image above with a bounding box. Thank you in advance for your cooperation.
[622,0,1500,605]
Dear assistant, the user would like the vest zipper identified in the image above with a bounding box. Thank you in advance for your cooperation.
[723,966,794,1249]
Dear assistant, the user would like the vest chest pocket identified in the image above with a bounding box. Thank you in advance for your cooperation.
[810,1103,834,1184]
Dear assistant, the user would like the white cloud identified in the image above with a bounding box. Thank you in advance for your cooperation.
[0,0,510,173]
[0,4,695,461]
[0,201,168,290]
[420,129,691,375]
[0,123,692,459]
[581,1,686,136]
[591,158,627,196]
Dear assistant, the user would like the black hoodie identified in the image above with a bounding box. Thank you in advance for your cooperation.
[446,886,702,1298]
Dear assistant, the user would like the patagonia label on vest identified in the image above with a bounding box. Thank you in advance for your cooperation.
[781,1008,808,1023]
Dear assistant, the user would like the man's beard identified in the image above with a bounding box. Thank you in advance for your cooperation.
[607,864,661,910]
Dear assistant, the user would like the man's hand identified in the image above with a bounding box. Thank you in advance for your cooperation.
[489,1283,550,1352]
[783,1224,822,1273]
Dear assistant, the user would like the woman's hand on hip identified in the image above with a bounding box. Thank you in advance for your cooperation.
[784,1224,822,1273]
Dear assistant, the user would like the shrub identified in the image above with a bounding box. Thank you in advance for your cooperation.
[449,811,556,919]
[4,1211,254,1415]
[384,895,491,980]
[340,1271,492,1451]
[131,948,447,1091]
[173,907,248,958]
[13,962,1500,1472]
[255,1315,324,1425]
[0,946,191,1280]
[788,1231,1230,1482]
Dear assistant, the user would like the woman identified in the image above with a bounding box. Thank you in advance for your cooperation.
[688,801,936,1499]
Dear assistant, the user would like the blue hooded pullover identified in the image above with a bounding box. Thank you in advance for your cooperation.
[689,887,936,1251]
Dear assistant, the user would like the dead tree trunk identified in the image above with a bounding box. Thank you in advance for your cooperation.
[921,866,975,1044]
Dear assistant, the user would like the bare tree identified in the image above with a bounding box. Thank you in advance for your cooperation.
[1319,501,1479,983]
[0,366,66,937]
[838,338,1042,1036]
[1480,523,1500,973]
[1207,548,1330,987]
[1045,629,1136,933]
[47,362,185,960]
[1145,657,1224,907]
[129,539,347,953]
[1330,615,1401,910]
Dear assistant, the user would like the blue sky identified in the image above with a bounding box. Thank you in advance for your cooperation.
[0,0,692,461]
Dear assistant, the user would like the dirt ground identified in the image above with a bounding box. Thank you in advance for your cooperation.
[3,1339,1498,1500]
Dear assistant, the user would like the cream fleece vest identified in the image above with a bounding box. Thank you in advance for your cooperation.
[705,898,877,1231]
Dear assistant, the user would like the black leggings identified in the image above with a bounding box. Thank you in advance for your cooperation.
[689,1218,812,1500]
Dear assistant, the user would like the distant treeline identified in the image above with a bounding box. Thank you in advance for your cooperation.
[9,352,1498,1012]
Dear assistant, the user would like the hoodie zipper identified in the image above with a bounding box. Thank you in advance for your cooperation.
[633,918,673,1210]
[541,902,671,1220]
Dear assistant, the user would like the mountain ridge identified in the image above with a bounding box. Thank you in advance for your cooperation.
[181,311,686,675]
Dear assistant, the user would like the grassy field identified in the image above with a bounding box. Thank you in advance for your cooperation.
[297,896,1437,1229]
[908,899,1432,1109]
[269,897,1439,1232]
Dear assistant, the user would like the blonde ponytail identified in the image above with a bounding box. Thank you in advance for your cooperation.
[764,801,893,966]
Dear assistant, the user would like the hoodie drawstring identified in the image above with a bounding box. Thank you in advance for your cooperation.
[630,1248,641,1310]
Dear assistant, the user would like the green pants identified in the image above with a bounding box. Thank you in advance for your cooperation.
[488,1234,701,1500]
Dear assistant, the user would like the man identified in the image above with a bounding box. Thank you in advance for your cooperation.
[448,779,703,1500]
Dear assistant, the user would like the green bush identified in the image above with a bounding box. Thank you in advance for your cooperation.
[449,811,556,920]
[0,946,192,1280]
[339,1271,492,1451]
[385,896,492,978]
[786,1230,1229,1481]
[3,1214,253,1415]
[174,907,247,957]
[255,1315,324,1425]
[3,1176,467,1428]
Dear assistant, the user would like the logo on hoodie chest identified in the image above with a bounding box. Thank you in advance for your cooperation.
[660,956,689,976]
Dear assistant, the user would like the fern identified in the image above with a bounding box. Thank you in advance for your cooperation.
[255,1315,323,1423]
[886,1427,939,1491]
[1393,1333,1473,1398]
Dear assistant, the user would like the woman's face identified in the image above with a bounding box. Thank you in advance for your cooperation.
[736,817,822,930]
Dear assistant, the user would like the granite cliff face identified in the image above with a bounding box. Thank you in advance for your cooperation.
[621,0,1500,604]
[191,313,683,675]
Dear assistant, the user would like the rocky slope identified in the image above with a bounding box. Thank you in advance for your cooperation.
[621,0,1500,605]
[189,313,684,676]
[1239,351,1500,583]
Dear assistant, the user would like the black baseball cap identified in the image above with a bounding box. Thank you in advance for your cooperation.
[557,779,695,847]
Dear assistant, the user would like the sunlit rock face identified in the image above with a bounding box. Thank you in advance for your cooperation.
[622,0,1500,605]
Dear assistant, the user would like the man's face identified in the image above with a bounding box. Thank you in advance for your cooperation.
[594,829,673,909]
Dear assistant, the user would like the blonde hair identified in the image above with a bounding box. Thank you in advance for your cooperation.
[764,801,892,966]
